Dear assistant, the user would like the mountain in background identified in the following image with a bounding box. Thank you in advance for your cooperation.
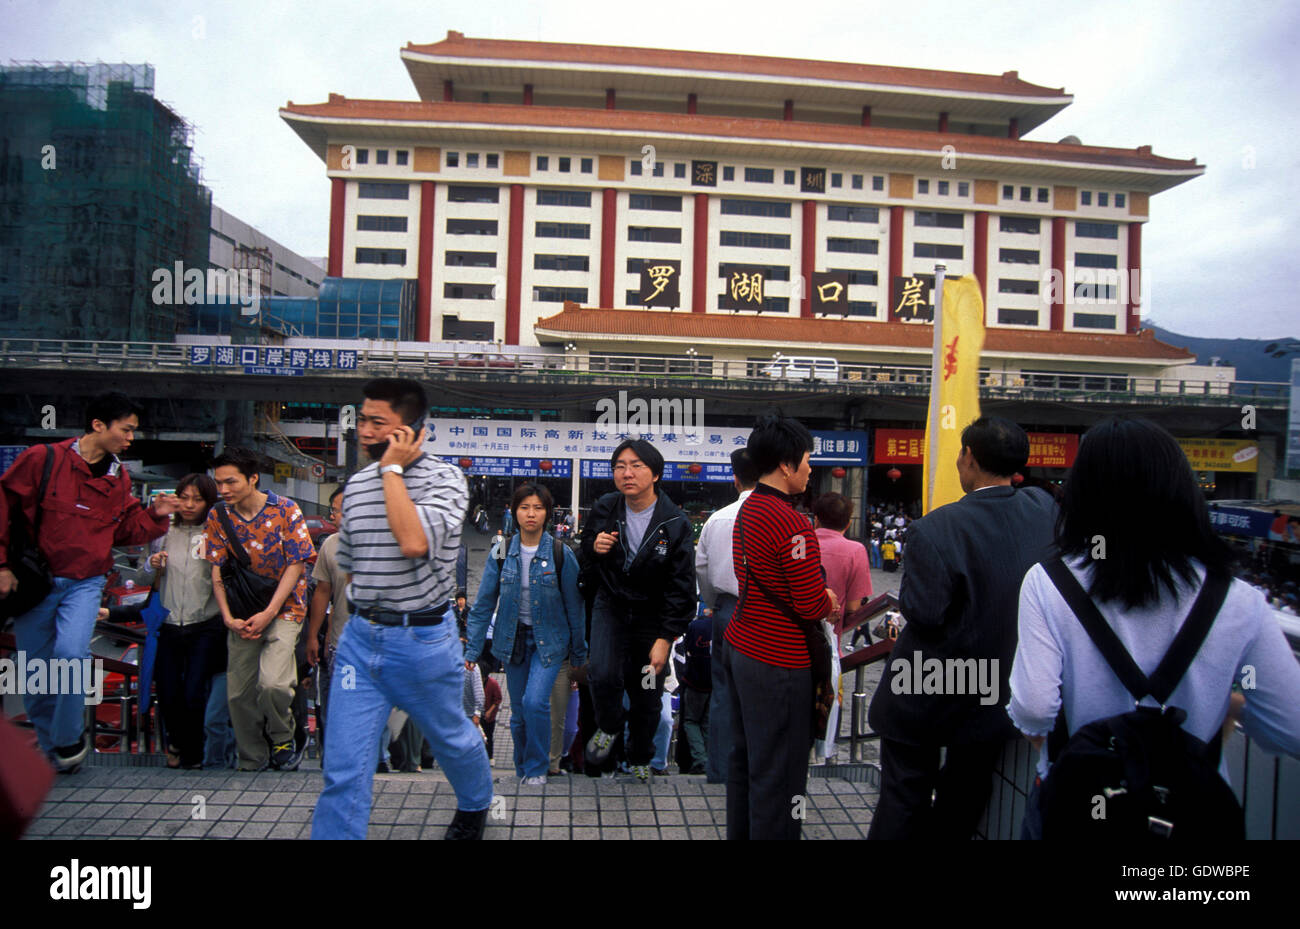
[1146,321,1298,383]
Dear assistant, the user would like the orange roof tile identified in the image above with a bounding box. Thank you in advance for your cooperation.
[404,32,1068,100]
[280,98,1199,172]
[532,305,1195,361]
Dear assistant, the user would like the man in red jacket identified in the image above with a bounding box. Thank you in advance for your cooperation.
[0,392,178,772]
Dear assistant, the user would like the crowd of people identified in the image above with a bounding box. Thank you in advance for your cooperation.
[3,387,1299,841]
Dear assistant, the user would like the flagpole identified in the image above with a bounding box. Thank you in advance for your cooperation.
[926,264,947,512]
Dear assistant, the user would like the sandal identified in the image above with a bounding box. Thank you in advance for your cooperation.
[166,744,181,769]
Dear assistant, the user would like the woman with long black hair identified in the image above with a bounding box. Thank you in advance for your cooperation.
[1009,417,1300,833]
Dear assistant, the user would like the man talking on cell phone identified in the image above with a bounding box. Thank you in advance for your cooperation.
[311,378,493,840]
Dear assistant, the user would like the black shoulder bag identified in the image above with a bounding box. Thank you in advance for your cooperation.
[0,445,57,619]
[215,504,281,620]
[735,514,835,743]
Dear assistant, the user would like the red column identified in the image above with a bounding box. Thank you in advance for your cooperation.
[887,205,904,323]
[1008,117,1019,139]
[783,98,793,121]
[416,181,435,343]
[505,184,524,344]
[1127,222,1142,333]
[687,93,697,114]
[692,192,709,313]
[600,188,617,308]
[938,111,949,133]
[327,177,346,277]
[442,80,453,102]
[801,200,816,318]
[861,105,871,127]
[1050,216,1066,330]
[523,83,533,105]
[973,211,988,304]
[605,88,615,110]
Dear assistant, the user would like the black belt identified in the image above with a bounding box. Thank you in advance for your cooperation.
[349,600,449,627]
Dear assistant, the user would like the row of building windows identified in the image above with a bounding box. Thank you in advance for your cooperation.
[536,155,594,174]
[916,179,971,198]
[1081,190,1126,208]
[354,148,410,167]
[446,152,501,170]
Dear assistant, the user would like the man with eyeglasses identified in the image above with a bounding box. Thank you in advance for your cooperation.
[579,439,696,783]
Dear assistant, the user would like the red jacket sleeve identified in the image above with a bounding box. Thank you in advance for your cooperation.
[0,445,46,568]
[111,475,170,546]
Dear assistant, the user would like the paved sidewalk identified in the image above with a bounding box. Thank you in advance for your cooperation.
[22,761,877,840]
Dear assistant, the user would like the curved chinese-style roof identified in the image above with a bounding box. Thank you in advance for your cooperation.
[533,304,1196,365]
[280,97,1201,188]
[403,32,1068,100]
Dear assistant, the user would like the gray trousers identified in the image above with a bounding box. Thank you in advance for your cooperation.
[706,593,738,784]
[721,641,812,841]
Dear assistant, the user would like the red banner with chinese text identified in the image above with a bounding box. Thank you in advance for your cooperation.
[875,429,1078,468]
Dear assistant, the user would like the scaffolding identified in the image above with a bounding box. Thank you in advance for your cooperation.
[0,61,212,342]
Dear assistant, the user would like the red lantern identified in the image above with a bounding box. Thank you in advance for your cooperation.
[1012,472,1024,485]
[831,467,847,479]
[458,457,473,469]
[887,467,902,482]
[539,460,553,472]
[687,463,703,475]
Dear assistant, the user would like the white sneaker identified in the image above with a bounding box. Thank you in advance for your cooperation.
[521,775,547,786]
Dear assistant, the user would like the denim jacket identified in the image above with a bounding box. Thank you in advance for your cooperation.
[465,532,588,669]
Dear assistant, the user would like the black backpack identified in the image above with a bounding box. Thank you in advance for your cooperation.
[1037,559,1244,841]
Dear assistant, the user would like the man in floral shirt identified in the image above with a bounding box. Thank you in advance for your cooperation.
[205,447,316,772]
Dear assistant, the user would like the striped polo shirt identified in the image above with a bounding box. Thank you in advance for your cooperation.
[337,453,467,613]
[724,482,832,669]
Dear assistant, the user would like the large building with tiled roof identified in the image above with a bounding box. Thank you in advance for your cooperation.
[280,31,1201,378]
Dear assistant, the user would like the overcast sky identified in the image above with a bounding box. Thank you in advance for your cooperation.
[4,0,1297,340]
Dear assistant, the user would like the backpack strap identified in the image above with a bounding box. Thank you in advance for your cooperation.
[553,536,564,585]
[1042,558,1230,706]
[215,504,252,567]
[31,443,56,537]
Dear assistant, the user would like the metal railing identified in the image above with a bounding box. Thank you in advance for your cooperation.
[0,339,1288,406]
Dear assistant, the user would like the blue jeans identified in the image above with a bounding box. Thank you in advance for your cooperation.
[12,575,106,753]
[707,593,738,784]
[504,626,561,778]
[203,672,238,769]
[311,610,493,839]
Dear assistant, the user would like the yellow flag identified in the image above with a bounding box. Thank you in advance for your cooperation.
[922,275,985,514]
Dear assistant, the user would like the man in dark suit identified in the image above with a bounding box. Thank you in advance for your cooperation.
[867,417,1056,839]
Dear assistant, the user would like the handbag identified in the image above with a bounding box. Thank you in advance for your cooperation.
[735,515,835,742]
[215,504,281,620]
[0,445,57,620]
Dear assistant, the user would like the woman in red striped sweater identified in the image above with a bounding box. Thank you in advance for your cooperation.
[720,413,840,840]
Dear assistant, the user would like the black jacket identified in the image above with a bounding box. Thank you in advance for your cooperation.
[868,485,1056,745]
[579,490,697,641]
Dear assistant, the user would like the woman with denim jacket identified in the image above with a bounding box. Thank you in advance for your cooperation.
[465,483,587,785]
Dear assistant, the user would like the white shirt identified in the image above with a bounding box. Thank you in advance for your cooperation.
[695,489,753,605]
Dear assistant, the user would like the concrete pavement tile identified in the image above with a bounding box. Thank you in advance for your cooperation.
[599,810,629,825]
[250,806,284,823]
[265,791,298,805]
[684,809,715,825]
[628,810,656,825]
[279,806,312,822]
[542,797,570,810]
[145,821,185,837]
[83,818,128,836]
[367,826,393,839]
[688,825,720,839]
[656,811,685,826]
[22,818,60,836]
[601,826,630,839]
[371,807,401,824]
[374,793,404,808]
[626,796,654,810]
[511,827,541,840]
[831,825,863,839]
[207,821,242,838]
[80,802,119,818]
[542,810,571,826]
[629,827,660,840]
[571,811,598,826]
[220,804,260,821]
[52,818,95,836]
[659,827,689,840]
[41,802,87,818]
[513,810,542,826]
[540,826,569,840]
[514,795,542,810]
[237,822,273,839]
[680,796,709,809]
[158,804,197,820]
[431,794,458,809]
[267,822,300,839]
[389,825,421,840]
[571,796,598,810]
[572,827,601,840]
[801,823,833,840]
[115,819,156,837]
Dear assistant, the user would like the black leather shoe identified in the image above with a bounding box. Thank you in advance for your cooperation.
[444,808,488,840]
